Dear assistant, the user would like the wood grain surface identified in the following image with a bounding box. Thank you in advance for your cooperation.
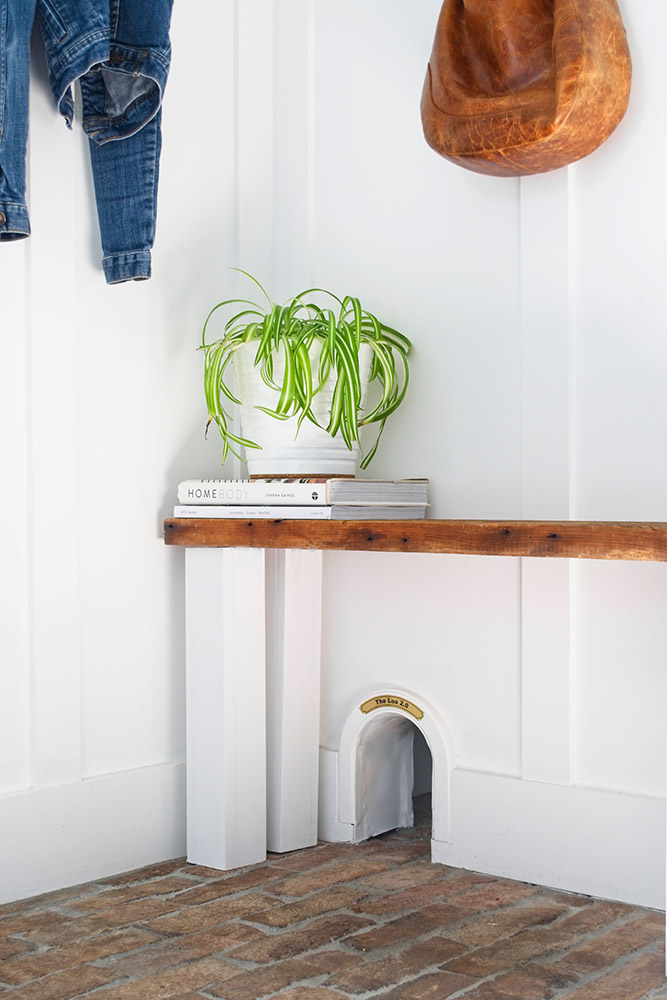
[164,519,667,562]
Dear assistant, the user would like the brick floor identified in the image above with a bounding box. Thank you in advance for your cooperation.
[0,796,665,999]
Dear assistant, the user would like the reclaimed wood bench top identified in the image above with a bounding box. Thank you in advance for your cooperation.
[163,519,667,562]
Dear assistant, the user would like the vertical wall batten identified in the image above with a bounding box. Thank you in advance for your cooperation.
[273,0,311,296]
[520,559,573,785]
[236,0,275,285]
[306,0,317,287]
[519,169,572,520]
[567,168,578,520]
[518,169,574,785]
[27,67,83,788]
[0,246,32,793]
[232,0,240,277]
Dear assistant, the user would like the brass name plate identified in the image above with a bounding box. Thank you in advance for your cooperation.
[360,695,424,721]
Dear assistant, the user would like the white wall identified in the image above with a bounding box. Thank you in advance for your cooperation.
[1,0,665,908]
[270,0,667,908]
[0,1,245,901]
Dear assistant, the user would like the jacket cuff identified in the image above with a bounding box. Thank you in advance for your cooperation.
[103,250,152,284]
[0,202,31,241]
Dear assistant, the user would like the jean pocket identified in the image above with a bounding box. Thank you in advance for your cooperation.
[38,0,69,44]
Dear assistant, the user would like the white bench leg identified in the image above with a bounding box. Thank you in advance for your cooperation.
[266,548,323,853]
[185,547,267,870]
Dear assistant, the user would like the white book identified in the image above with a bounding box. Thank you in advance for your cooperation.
[173,504,428,520]
[177,477,429,506]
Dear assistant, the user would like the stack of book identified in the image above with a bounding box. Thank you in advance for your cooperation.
[173,478,430,520]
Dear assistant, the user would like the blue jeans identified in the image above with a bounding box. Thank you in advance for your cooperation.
[0,0,173,283]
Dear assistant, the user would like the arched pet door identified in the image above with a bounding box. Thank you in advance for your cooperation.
[421,0,632,177]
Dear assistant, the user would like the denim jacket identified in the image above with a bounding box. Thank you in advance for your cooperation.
[0,0,173,283]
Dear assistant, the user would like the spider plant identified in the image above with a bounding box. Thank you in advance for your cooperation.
[200,271,412,469]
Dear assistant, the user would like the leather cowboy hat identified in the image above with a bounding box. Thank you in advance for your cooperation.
[421,0,632,177]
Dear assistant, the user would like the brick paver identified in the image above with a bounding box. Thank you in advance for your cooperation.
[459,962,577,999]
[167,866,284,905]
[356,859,452,892]
[58,875,194,913]
[277,990,350,1000]
[443,900,655,979]
[445,901,568,948]
[0,909,77,939]
[96,859,186,885]
[0,927,161,984]
[551,914,664,975]
[349,879,470,917]
[0,937,37,962]
[563,951,667,999]
[325,936,467,993]
[0,965,117,1000]
[20,897,182,947]
[343,904,465,952]
[269,857,392,897]
[228,914,374,963]
[0,794,665,1000]
[88,956,241,1000]
[101,924,263,978]
[206,952,360,1000]
[143,892,282,935]
[267,843,353,872]
[244,885,372,927]
[380,969,478,999]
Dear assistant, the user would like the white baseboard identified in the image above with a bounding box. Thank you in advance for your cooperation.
[8,756,661,910]
[0,761,186,904]
[438,769,665,911]
[319,751,665,911]
[318,748,354,843]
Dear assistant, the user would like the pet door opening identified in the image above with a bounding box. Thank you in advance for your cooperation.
[337,688,453,851]
[412,726,433,831]
[354,716,432,842]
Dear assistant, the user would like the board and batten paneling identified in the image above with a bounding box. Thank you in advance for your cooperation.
[1,0,666,909]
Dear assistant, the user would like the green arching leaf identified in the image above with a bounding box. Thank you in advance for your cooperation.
[295,287,344,311]
[239,321,260,343]
[361,350,410,426]
[255,406,294,421]
[337,400,354,448]
[331,344,361,444]
[359,419,387,469]
[224,307,265,330]
[326,376,345,438]
[334,328,362,402]
[259,357,281,394]
[258,343,276,386]
[217,351,243,405]
[294,341,315,428]
[276,340,297,415]
[206,409,262,464]
[375,323,412,355]
[340,382,359,445]
[201,298,263,347]
[325,309,336,359]
[316,337,335,391]
[229,267,273,308]
[341,295,363,349]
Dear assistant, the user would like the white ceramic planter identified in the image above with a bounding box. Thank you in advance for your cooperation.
[233,341,372,478]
